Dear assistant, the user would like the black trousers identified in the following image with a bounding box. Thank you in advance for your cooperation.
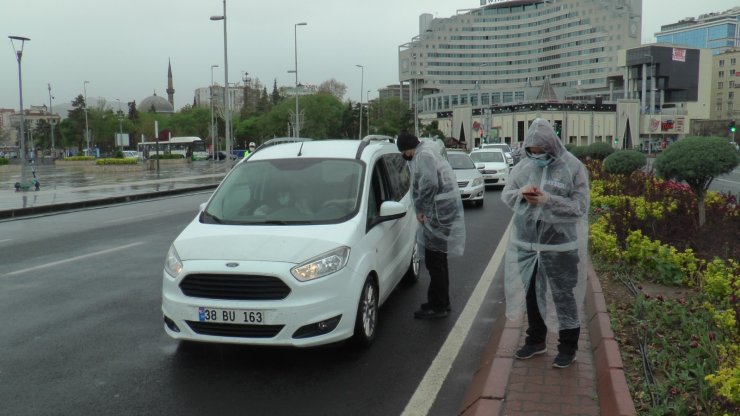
[424,248,449,310]
[524,259,581,355]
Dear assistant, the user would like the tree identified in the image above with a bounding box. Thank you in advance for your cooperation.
[62,94,87,151]
[271,79,281,107]
[421,120,445,140]
[586,142,615,160]
[318,78,347,101]
[602,150,646,175]
[655,136,739,226]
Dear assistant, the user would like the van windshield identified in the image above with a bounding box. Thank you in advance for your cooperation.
[203,158,364,225]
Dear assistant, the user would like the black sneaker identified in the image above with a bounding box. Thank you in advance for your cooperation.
[552,352,577,368]
[421,302,451,312]
[414,308,449,319]
[514,343,547,359]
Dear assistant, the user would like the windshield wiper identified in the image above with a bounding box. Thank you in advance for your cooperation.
[201,211,223,224]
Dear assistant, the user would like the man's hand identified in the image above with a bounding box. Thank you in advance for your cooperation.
[521,186,550,206]
[416,212,425,223]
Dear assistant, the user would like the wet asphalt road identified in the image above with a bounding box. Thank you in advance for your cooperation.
[0,189,511,416]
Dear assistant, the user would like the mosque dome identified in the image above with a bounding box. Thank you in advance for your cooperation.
[139,92,174,114]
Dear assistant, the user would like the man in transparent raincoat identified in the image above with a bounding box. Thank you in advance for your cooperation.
[500,119,590,368]
[396,132,465,319]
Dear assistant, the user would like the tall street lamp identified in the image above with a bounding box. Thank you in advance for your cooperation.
[9,35,30,180]
[367,90,371,135]
[210,0,231,166]
[48,83,55,157]
[356,64,364,140]
[116,98,124,152]
[294,22,307,138]
[83,80,90,156]
[210,64,219,159]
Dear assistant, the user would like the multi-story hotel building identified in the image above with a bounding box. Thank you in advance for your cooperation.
[399,0,643,117]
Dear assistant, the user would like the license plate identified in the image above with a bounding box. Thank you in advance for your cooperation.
[484,174,494,179]
[198,307,266,324]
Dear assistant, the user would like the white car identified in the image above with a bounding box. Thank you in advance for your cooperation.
[447,150,485,207]
[480,143,515,165]
[470,148,509,188]
[162,139,420,348]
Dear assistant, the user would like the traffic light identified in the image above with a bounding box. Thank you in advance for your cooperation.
[553,120,562,138]
[730,121,736,133]
[613,137,618,145]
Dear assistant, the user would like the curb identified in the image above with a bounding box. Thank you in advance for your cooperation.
[458,261,637,416]
[0,184,218,220]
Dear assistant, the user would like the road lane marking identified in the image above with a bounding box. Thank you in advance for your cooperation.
[104,212,162,224]
[2,242,146,277]
[402,222,511,416]
[0,239,12,244]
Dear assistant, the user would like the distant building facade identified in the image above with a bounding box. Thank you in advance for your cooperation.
[656,7,740,55]
[710,48,740,120]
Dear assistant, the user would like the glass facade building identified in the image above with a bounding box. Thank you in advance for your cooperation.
[656,7,740,55]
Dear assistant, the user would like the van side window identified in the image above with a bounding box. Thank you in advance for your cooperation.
[366,160,392,231]
[382,153,410,202]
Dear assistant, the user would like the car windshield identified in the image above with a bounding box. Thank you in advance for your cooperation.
[203,158,364,225]
[470,151,505,163]
[447,153,476,169]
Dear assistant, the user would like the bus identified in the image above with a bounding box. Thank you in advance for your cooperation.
[136,136,208,160]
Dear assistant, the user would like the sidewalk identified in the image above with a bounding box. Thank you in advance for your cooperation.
[1,161,636,415]
[459,264,636,416]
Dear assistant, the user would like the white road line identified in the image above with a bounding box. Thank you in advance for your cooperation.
[0,239,12,243]
[401,222,511,416]
[2,242,146,277]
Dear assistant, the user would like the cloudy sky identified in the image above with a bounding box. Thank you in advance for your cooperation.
[2,0,738,112]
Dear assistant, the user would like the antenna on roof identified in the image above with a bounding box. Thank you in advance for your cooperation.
[297,140,304,157]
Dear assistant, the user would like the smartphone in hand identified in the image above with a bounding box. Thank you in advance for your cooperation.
[522,191,539,197]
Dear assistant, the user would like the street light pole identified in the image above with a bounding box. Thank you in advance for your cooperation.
[9,35,30,181]
[48,83,55,157]
[210,64,219,160]
[294,22,307,138]
[116,98,123,152]
[210,0,231,166]
[356,64,364,140]
[367,90,371,135]
[83,80,90,156]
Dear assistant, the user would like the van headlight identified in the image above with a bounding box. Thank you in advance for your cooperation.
[164,245,183,277]
[472,177,483,186]
[291,247,350,282]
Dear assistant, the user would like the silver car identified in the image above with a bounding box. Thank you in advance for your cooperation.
[447,151,485,207]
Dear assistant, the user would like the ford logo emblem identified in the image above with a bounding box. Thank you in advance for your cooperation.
[226,262,239,268]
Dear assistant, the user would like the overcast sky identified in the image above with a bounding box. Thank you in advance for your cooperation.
[2,0,738,112]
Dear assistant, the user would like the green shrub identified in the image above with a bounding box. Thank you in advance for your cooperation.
[586,141,615,160]
[603,150,647,175]
[113,149,124,158]
[568,145,589,159]
[63,156,95,161]
[0,157,8,165]
[96,158,137,165]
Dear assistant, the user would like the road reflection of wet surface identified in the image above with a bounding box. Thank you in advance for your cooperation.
[1,161,230,211]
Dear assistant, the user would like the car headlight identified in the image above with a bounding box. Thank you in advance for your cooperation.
[472,177,483,186]
[291,247,350,282]
[164,245,183,277]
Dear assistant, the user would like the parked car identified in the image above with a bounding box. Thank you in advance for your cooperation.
[162,138,420,348]
[469,148,509,188]
[122,150,140,160]
[481,143,517,165]
[447,150,485,207]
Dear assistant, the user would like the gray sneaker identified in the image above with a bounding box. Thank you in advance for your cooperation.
[514,343,547,359]
[552,352,577,368]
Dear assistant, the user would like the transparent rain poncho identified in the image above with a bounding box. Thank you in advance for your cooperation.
[410,141,466,257]
[500,119,590,331]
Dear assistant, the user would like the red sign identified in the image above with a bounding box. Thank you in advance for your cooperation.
[672,48,686,62]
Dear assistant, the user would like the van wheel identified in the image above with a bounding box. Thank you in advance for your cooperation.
[402,243,420,285]
[351,277,378,348]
